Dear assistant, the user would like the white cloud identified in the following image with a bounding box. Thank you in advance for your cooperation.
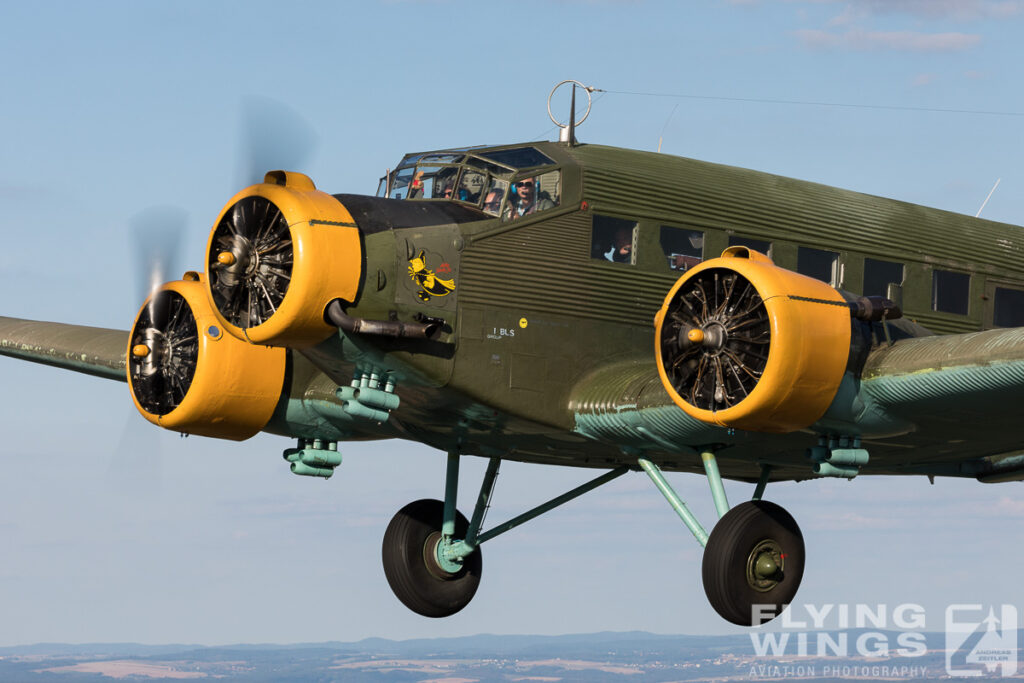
[994,496,1024,516]
[795,28,982,51]
[840,0,1023,21]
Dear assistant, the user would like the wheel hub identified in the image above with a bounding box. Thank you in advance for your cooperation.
[423,531,462,580]
[746,539,784,591]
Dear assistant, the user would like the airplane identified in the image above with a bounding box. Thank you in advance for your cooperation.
[2,83,1023,627]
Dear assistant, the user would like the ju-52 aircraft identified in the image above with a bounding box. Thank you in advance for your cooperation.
[2,83,1023,626]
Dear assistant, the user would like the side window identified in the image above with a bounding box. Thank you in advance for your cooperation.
[863,258,904,298]
[932,269,970,315]
[660,226,703,272]
[504,170,561,220]
[798,247,839,286]
[993,287,1024,327]
[591,215,636,265]
[728,235,771,256]
[481,178,509,216]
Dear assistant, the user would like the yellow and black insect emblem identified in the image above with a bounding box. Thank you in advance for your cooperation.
[408,250,456,302]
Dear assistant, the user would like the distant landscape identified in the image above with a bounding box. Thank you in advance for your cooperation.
[2,630,1014,681]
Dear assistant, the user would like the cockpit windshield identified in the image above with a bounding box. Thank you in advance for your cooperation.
[377,146,561,220]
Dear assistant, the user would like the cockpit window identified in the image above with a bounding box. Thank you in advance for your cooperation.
[503,170,560,220]
[479,147,555,169]
[394,165,460,199]
[482,178,509,216]
[457,167,486,203]
[388,167,417,200]
[377,146,558,216]
[421,153,464,164]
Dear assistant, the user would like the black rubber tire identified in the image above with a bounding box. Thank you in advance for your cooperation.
[382,499,482,618]
[701,500,805,626]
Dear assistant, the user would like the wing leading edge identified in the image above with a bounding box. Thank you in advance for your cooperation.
[0,316,127,382]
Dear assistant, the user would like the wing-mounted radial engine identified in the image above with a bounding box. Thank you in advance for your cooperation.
[128,274,287,440]
[654,247,851,433]
[205,171,362,347]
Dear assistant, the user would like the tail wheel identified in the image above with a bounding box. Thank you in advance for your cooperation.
[382,499,482,618]
[128,290,199,416]
[702,501,805,626]
[659,268,770,412]
[207,195,294,330]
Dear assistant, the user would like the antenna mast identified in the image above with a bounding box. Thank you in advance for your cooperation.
[547,80,596,145]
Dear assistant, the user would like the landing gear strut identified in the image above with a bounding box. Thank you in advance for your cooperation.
[380,450,803,625]
[381,453,629,617]
[642,453,805,626]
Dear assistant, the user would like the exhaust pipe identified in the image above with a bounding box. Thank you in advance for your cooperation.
[324,300,439,339]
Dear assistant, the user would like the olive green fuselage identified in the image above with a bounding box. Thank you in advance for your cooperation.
[275,141,1024,482]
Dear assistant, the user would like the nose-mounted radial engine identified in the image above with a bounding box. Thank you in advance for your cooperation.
[127,275,287,440]
[654,247,852,433]
[205,170,362,347]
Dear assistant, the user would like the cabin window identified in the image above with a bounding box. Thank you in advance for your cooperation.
[660,226,703,271]
[993,287,1024,327]
[504,171,561,221]
[932,269,970,315]
[592,215,636,265]
[863,258,905,298]
[728,235,771,256]
[798,247,839,286]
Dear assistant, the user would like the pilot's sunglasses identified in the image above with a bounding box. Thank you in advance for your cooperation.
[519,181,534,188]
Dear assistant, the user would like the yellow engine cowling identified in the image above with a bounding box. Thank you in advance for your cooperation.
[128,274,287,440]
[205,171,362,347]
[654,247,851,433]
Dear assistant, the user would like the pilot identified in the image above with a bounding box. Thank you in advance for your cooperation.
[409,170,425,199]
[509,178,554,218]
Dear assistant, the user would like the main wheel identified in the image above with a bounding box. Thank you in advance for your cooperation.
[701,500,804,626]
[382,499,482,618]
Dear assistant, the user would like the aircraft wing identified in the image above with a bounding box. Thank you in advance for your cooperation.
[862,325,1024,407]
[0,316,127,382]
[571,324,1024,481]
[857,325,1024,466]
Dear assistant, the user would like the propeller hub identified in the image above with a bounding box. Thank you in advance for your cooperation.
[700,321,727,354]
[217,251,237,266]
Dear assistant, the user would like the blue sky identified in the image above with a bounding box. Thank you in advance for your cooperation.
[1,0,1023,645]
